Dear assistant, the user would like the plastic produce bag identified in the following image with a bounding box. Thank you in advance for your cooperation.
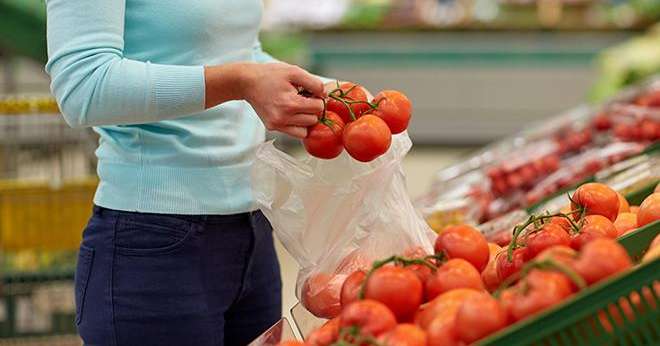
[252,134,434,319]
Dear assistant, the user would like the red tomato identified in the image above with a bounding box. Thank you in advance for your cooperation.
[370,90,412,134]
[425,312,464,346]
[630,206,640,214]
[572,239,632,285]
[548,216,572,233]
[340,270,366,308]
[495,247,528,282]
[340,299,397,337]
[415,288,481,330]
[636,90,660,107]
[455,292,508,343]
[571,183,620,222]
[301,273,342,319]
[326,82,370,123]
[342,114,392,162]
[613,212,638,237]
[425,259,484,301]
[365,266,423,322]
[617,192,630,214]
[482,243,503,292]
[570,215,617,250]
[525,223,571,260]
[435,224,490,272]
[303,112,345,159]
[535,245,577,267]
[379,324,427,346]
[503,270,573,322]
[306,318,340,346]
[637,193,660,227]
[592,113,612,131]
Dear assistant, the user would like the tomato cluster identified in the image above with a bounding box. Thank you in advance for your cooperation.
[303,82,412,162]
[282,182,660,346]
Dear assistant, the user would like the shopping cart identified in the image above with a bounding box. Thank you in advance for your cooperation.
[0,94,97,345]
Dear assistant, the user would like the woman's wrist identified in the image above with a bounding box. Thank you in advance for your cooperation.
[203,62,257,109]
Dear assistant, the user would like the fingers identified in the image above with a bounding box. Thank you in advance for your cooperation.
[288,113,319,127]
[288,67,324,97]
[279,126,308,139]
[292,95,325,115]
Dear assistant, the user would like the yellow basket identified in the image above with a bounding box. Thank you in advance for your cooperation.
[0,178,97,251]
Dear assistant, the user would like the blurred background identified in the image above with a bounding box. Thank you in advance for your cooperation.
[0,0,660,344]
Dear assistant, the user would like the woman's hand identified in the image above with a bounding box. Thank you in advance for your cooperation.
[205,62,325,139]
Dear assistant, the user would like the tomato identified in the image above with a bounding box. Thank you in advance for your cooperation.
[630,206,640,214]
[342,114,392,162]
[656,183,660,193]
[548,216,572,233]
[365,266,423,322]
[495,247,528,282]
[636,90,660,107]
[570,215,617,250]
[455,292,508,343]
[616,192,630,214]
[571,183,620,222]
[613,212,638,237]
[326,82,370,123]
[277,341,304,346]
[425,311,463,346]
[336,250,372,274]
[301,273,342,319]
[572,239,632,285]
[340,299,397,337]
[370,90,412,134]
[503,270,573,322]
[306,318,340,346]
[303,111,344,159]
[415,288,481,330]
[340,270,366,308]
[435,224,490,272]
[535,246,577,267]
[637,193,660,227]
[425,259,484,301]
[524,223,571,260]
[482,243,503,292]
[379,324,427,346]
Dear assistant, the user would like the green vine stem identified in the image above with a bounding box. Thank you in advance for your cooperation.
[506,208,584,262]
[329,93,359,122]
[358,255,437,300]
[493,258,586,297]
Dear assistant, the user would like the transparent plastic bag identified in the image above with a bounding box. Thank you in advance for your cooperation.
[252,134,434,319]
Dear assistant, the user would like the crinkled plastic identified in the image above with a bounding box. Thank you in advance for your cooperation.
[252,134,434,319]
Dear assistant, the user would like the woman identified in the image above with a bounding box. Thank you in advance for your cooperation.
[46,1,329,345]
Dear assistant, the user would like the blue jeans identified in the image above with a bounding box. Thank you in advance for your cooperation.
[75,206,282,346]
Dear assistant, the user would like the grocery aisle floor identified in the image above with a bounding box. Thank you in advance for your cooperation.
[276,146,474,328]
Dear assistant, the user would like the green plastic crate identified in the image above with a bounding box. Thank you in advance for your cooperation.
[479,221,660,346]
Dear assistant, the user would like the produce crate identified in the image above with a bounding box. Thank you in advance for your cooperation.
[479,221,660,346]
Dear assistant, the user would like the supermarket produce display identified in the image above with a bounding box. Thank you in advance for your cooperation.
[270,181,660,345]
[417,77,660,232]
[247,76,660,345]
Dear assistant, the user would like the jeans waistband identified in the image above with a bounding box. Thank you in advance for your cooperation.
[93,205,258,225]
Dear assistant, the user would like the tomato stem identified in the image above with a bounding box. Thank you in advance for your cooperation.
[506,210,583,262]
[358,255,437,300]
[329,93,358,121]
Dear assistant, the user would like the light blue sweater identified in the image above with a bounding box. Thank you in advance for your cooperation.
[46,0,282,214]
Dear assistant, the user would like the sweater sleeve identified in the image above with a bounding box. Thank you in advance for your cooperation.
[45,0,205,128]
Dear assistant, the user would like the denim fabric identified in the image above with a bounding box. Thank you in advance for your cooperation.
[75,206,282,346]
